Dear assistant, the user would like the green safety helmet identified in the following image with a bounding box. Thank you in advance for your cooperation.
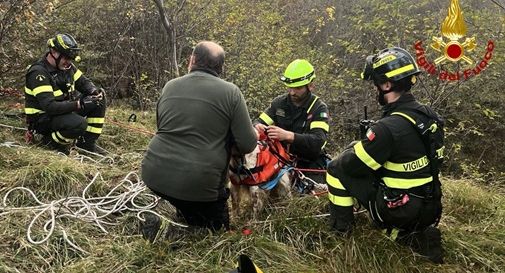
[361,47,420,84]
[280,59,316,88]
[47,33,81,62]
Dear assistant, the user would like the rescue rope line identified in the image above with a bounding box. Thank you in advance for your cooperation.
[0,171,186,253]
[0,140,116,165]
[0,122,27,131]
[0,141,26,148]
[293,168,327,173]
[249,208,367,224]
[72,146,115,164]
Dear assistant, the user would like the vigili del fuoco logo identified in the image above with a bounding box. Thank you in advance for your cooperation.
[414,0,495,81]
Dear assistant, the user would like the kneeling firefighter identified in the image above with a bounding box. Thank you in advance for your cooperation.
[24,33,106,154]
[326,47,445,263]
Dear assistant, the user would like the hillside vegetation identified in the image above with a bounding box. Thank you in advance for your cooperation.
[1,100,504,272]
[1,0,504,272]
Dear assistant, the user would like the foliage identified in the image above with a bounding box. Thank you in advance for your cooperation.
[0,0,504,226]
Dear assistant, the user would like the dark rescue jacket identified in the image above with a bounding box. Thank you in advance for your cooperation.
[24,56,96,120]
[256,92,329,169]
[342,93,444,194]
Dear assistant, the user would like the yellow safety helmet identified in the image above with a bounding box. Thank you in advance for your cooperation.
[280,59,316,88]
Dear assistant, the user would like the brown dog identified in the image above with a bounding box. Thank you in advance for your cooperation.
[229,143,293,220]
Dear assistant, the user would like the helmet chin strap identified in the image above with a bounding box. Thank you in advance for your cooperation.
[375,84,393,106]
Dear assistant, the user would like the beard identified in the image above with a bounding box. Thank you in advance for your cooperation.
[290,88,310,104]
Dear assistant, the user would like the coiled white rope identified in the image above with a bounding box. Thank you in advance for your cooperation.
[72,146,115,164]
[0,140,115,164]
[0,171,186,253]
[71,152,115,165]
[0,141,26,148]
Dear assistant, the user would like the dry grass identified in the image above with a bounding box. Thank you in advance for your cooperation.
[0,102,504,273]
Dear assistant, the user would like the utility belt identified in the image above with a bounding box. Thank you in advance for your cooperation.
[379,181,438,209]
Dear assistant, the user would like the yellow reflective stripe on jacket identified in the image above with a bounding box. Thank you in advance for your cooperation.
[73,69,83,81]
[87,117,105,124]
[326,173,345,190]
[436,147,444,158]
[28,85,53,96]
[259,112,274,125]
[353,141,381,170]
[53,90,63,97]
[391,111,416,124]
[24,108,45,114]
[24,87,32,95]
[306,96,319,114]
[310,121,329,132]
[382,176,432,189]
[321,140,327,150]
[383,155,429,172]
[86,126,102,134]
[385,64,415,78]
[328,192,354,207]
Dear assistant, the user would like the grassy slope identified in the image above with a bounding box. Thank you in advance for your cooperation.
[0,101,504,273]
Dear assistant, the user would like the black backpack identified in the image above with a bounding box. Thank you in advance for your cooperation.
[391,108,444,199]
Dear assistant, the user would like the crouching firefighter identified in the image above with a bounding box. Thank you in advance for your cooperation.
[24,33,107,154]
[254,59,330,193]
[326,47,445,264]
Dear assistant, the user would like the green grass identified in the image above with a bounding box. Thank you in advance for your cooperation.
[0,101,504,273]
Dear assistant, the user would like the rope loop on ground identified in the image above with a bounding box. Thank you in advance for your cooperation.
[0,171,186,252]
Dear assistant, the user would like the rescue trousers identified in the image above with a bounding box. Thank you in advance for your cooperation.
[326,158,442,233]
[150,188,230,231]
[30,97,106,145]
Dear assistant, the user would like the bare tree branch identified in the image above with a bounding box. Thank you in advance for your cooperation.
[152,0,172,34]
[489,0,505,11]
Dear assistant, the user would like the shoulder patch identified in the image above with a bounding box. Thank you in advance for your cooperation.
[275,108,285,117]
[366,128,376,141]
[320,112,328,118]
[36,74,46,82]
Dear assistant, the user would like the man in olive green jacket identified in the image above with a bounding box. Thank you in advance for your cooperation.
[141,41,257,241]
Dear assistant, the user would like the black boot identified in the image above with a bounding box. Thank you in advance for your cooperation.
[328,204,354,235]
[39,135,70,155]
[397,226,444,264]
[76,134,107,155]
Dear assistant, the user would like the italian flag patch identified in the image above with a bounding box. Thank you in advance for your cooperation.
[366,128,376,141]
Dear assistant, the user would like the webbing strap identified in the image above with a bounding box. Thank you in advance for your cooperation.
[259,166,293,191]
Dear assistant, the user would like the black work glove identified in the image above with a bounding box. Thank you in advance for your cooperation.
[79,95,102,112]
[90,87,105,96]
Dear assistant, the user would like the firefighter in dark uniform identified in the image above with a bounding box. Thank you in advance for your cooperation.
[24,33,106,154]
[326,47,444,263]
[254,59,330,190]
